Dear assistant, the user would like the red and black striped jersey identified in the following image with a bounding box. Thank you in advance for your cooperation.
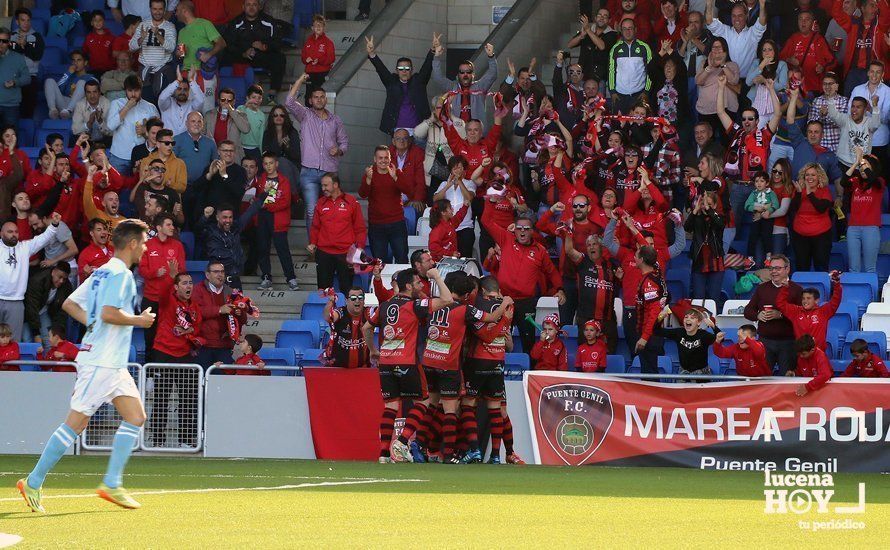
[577,256,617,322]
[467,296,511,362]
[369,295,431,366]
[422,303,485,371]
[325,306,371,368]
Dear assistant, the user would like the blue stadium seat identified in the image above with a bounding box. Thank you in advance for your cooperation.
[663,339,680,372]
[721,270,737,302]
[17,119,35,148]
[104,20,124,36]
[790,272,830,300]
[19,342,41,361]
[830,359,849,376]
[276,320,320,351]
[510,326,523,354]
[708,352,723,375]
[179,231,195,260]
[881,214,890,244]
[132,327,145,362]
[128,345,137,363]
[841,331,887,360]
[666,268,689,301]
[668,255,691,272]
[840,273,878,317]
[605,355,625,374]
[218,76,247,105]
[41,46,66,66]
[298,348,325,367]
[827,303,857,359]
[185,260,206,283]
[628,356,674,375]
[78,0,108,11]
[258,347,296,366]
[219,65,255,82]
[504,353,529,378]
[305,292,344,306]
[300,301,326,321]
[403,205,418,235]
[877,255,890,284]
[41,118,74,131]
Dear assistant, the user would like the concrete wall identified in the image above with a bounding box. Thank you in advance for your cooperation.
[332,0,577,189]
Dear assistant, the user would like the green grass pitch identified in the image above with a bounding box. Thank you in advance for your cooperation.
[0,456,887,548]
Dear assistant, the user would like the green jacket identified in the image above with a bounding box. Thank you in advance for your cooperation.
[24,268,73,335]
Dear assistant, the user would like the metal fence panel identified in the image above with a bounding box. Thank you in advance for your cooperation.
[80,364,143,451]
[141,363,204,453]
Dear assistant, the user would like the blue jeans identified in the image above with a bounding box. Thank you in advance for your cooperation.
[691,270,723,306]
[847,225,880,273]
[0,105,19,129]
[730,182,751,236]
[108,152,132,176]
[369,220,408,264]
[299,167,325,232]
[772,231,788,257]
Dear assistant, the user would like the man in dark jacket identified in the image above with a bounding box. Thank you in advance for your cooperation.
[194,194,265,290]
[192,260,247,368]
[366,33,435,135]
[193,140,248,220]
[221,0,291,96]
[24,261,73,345]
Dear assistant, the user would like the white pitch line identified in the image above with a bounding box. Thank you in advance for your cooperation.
[0,478,427,503]
[0,533,22,549]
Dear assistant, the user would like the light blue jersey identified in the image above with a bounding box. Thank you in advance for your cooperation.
[68,257,137,369]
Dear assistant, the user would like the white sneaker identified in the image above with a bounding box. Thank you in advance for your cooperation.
[390,440,414,463]
[257,276,273,290]
[378,456,393,464]
[287,278,300,291]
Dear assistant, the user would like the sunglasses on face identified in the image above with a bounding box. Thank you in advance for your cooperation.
[771,168,783,174]
[160,140,175,146]
[348,295,365,301]
[515,226,532,231]
[0,39,9,44]
[397,66,411,71]
[741,116,757,122]
[272,113,285,118]
[572,203,589,209]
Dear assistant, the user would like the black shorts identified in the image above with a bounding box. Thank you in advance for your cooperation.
[463,358,505,400]
[378,364,428,401]
[423,367,462,399]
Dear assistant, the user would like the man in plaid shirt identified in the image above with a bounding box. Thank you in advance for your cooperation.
[808,72,848,152]
[641,126,682,207]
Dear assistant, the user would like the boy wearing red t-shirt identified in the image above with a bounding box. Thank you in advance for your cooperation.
[575,320,607,373]
[219,334,268,376]
[789,334,834,396]
[713,324,772,377]
[775,270,842,351]
[38,325,79,373]
[0,323,20,371]
[842,339,890,378]
[530,314,568,371]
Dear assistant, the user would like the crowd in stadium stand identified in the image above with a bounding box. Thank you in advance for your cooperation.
[3,0,890,460]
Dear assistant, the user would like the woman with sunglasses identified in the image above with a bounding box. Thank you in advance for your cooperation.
[695,37,739,144]
[262,106,301,195]
[842,147,884,273]
[767,159,794,256]
[0,127,28,219]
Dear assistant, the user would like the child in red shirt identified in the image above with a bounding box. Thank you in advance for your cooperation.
[712,324,772,377]
[301,15,336,91]
[0,323,21,371]
[790,334,833,396]
[842,339,890,378]
[219,334,269,376]
[575,320,607,372]
[428,198,469,261]
[83,10,115,73]
[530,314,568,371]
[775,271,842,351]
[38,325,79,373]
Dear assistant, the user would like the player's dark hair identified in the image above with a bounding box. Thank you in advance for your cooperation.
[850,339,869,354]
[124,75,143,91]
[149,193,170,212]
[739,324,757,336]
[14,7,31,18]
[173,272,192,285]
[88,217,109,231]
[429,199,452,229]
[322,172,340,187]
[802,287,820,301]
[49,324,67,340]
[684,309,703,322]
[347,286,364,296]
[479,275,500,293]
[206,260,225,273]
[410,249,429,269]
[122,14,141,29]
[448,155,467,171]
[110,218,149,250]
[247,84,264,97]
[216,203,235,215]
[636,245,658,268]
[145,117,163,132]
[157,128,174,141]
[795,334,816,353]
[153,212,174,228]
[443,270,467,294]
[45,133,64,147]
[53,261,71,275]
[244,333,263,353]
[396,268,419,291]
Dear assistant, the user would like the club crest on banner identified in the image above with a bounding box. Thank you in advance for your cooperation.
[537,383,613,465]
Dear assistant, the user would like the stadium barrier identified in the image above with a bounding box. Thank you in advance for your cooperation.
[0,362,77,454]
[81,364,143,452]
[141,364,205,453]
[524,371,890,472]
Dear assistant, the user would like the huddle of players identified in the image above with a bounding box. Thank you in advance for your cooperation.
[327,266,522,464]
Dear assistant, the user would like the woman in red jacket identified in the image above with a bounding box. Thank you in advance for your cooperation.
[256,153,298,291]
[789,163,833,272]
[428,199,468,261]
[302,15,336,93]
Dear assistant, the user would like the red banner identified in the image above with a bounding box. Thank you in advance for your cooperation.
[525,373,890,472]
[303,367,383,460]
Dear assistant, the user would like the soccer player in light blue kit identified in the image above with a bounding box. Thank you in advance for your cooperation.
[18,219,156,512]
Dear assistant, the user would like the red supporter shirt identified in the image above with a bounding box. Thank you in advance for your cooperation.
[77,243,114,282]
[623,186,669,249]
[468,296,511,362]
[194,0,229,24]
[422,303,485,370]
[0,148,32,179]
[535,210,598,277]
[192,282,244,349]
[481,200,561,300]
[775,282,842,351]
[712,339,771,377]
[792,187,833,237]
[310,192,367,255]
[444,122,502,192]
[225,353,270,376]
[842,353,890,377]
[373,276,431,303]
[358,170,414,225]
[771,184,791,228]
[0,341,20,371]
[848,176,884,227]
[25,171,55,208]
[530,338,568,371]
[153,291,203,359]
[370,295,431,366]
[39,341,80,372]
[301,33,336,74]
[256,174,292,232]
[84,31,116,72]
[636,271,666,341]
[576,339,607,372]
[779,32,836,92]
[15,218,31,241]
[390,145,426,202]
[138,236,186,302]
[796,347,834,391]
[485,187,525,229]
[429,205,468,261]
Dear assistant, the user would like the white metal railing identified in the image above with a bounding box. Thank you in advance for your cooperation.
[141,363,204,453]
